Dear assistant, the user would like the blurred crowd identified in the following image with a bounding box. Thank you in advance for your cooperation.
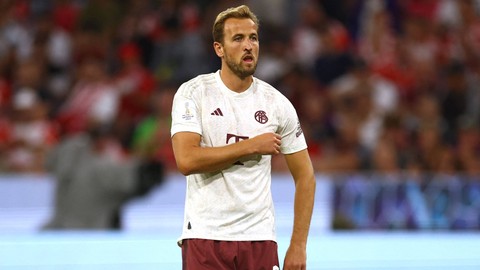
[1,0,480,176]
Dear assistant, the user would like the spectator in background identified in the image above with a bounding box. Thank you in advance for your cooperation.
[114,0,157,69]
[437,61,474,144]
[72,15,110,73]
[313,20,353,86]
[77,0,122,46]
[0,115,10,171]
[56,54,118,136]
[1,57,58,174]
[51,0,80,34]
[412,122,454,172]
[290,1,331,71]
[131,86,176,173]
[455,0,480,62]
[151,1,209,83]
[406,92,447,135]
[315,113,367,173]
[400,14,439,93]
[0,51,11,171]
[287,1,352,86]
[43,118,164,230]
[356,1,416,98]
[456,116,480,175]
[114,42,156,147]
[376,112,413,171]
[0,61,10,109]
[11,59,50,111]
[329,58,399,152]
[0,0,33,72]
[5,88,57,173]
[30,10,73,115]
[371,139,401,174]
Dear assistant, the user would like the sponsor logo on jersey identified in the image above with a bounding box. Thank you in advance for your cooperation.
[227,133,249,166]
[254,110,268,124]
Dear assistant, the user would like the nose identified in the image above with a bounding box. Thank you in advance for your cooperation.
[244,39,253,51]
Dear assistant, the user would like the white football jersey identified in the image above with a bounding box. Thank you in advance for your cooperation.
[171,70,307,243]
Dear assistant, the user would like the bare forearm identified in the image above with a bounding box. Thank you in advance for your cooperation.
[290,174,316,247]
[283,150,316,269]
[172,132,281,175]
[177,139,255,175]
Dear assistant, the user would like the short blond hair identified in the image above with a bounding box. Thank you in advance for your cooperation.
[212,5,259,44]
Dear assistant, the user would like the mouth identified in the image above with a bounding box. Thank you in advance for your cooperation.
[242,55,254,63]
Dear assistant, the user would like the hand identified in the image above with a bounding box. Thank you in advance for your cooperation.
[251,132,281,155]
[283,244,307,270]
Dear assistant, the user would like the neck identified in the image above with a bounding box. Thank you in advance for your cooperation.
[219,68,253,93]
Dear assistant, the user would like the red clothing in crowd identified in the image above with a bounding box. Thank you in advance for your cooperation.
[56,80,118,135]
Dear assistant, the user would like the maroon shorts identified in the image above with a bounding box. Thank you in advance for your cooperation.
[181,239,279,270]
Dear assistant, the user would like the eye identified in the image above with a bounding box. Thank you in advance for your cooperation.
[233,35,243,42]
[250,35,258,42]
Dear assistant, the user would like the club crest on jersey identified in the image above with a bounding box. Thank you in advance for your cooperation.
[182,101,194,120]
[254,110,268,124]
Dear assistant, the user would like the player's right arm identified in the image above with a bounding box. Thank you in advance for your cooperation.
[172,131,281,175]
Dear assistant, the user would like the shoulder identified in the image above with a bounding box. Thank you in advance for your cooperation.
[176,73,216,98]
[254,77,292,105]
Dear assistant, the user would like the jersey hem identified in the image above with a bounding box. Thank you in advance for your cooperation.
[281,145,308,155]
[171,127,202,137]
[177,235,277,247]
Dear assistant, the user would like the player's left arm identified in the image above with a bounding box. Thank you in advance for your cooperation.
[283,149,316,270]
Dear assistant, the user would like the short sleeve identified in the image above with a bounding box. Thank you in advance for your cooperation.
[170,83,202,137]
[277,98,307,154]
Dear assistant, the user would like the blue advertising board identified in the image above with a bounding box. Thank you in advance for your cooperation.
[332,174,480,230]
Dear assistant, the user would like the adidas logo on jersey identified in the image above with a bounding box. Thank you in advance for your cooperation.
[211,108,223,116]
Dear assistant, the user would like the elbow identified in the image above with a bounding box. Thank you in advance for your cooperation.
[177,167,193,176]
[175,159,196,176]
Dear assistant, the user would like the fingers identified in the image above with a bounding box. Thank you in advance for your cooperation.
[270,133,282,154]
[274,135,281,154]
[273,133,282,154]
[252,132,282,155]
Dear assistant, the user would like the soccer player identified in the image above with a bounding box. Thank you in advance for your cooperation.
[171,5,316,270]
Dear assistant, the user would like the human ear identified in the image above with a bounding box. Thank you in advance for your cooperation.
[213,42,224,57]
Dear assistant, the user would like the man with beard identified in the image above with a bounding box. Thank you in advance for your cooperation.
[170,5,316,270]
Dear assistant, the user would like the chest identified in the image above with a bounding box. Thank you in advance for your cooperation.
[200,91,279,145]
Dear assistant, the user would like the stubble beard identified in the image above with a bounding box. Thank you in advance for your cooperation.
[225,55,257,80]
